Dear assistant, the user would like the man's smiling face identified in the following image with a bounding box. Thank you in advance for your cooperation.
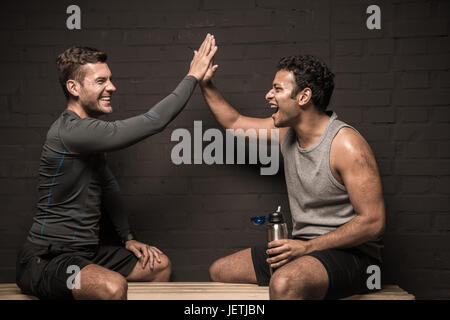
[265,69,301,128]
[76,62,116,117]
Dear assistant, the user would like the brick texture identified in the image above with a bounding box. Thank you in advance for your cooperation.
[0,0,449,299]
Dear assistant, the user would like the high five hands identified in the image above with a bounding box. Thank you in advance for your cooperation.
[187,33,219,84]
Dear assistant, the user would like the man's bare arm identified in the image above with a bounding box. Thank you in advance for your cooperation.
[305,128,386,253]
[199,51,289,143]
[200,81,285,139]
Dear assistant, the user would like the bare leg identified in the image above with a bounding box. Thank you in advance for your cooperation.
[126,253,172,282]
[269,255,329,300]
[209,248,257,284]
[72,264,128,300]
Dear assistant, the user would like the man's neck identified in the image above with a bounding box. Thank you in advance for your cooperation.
[293,110,331,149]
[67,99,89,119]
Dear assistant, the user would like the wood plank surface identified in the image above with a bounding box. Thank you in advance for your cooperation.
[0,282,415,300]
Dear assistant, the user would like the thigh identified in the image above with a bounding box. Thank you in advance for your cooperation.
[211,248,257,284]
[91,245,138,278]
[271,255,329,299]
[306,248,377,299]
[16,245,92,300]
[126,251,171,282]
[72,263,127,300]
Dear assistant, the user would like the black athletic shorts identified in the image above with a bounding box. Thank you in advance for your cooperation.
[16,240,138,300]
[251,240,382,299]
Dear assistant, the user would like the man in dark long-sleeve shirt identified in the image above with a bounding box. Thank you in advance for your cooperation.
[16,34,218,300]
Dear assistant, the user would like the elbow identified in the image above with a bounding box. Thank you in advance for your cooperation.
[144,112,168,133]
[228,115,244,131]
[152,121,168,134]
[373,220,385,239]
[369,216,386,239]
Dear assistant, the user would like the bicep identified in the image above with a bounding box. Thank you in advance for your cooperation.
[335,131,385,221]
[61,116,153,153]
[232,115,289,143]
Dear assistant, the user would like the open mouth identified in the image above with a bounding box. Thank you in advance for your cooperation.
[99,96,111,101]
[271,105,279,116]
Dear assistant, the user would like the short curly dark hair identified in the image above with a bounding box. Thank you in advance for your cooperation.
[56,46,107,99]
[277,55,334,111]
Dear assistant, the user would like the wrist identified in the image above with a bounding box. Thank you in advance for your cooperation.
[122,232,135,244]
[186,72,200,82]
[200,79,213,89]
[302,239,316,255]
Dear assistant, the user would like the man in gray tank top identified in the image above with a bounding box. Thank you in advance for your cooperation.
[200,55,386,299]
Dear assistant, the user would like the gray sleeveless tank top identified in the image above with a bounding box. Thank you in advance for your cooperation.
[281,111,382,261]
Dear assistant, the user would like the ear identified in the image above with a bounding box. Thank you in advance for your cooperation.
[66,79,80,97]
[296,87,312,106]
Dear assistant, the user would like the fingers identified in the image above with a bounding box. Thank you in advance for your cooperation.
[129,245,147,268]
[211,35,215,49]
[207,44,218,60]
[187,33,218,80]
[270,258,290,269]
[146,246,154,270]
[197,34,216,59]
[126,242,166,271]
[150,247,161,269]
[198,33,212,56]
[141,247,150,268]
[268,239,287,248]
[130,246,142,260]
[207,36,217,58]
[197,34,208,54]
[267,250,289,263]
[266,245,286,256]
[151,246,163,261]
[145,247,163,270]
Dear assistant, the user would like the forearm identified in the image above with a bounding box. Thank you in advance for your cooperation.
[305,215,384,254]
[143,75,197,131]
[102,191,133,243]
[200,81,241,129]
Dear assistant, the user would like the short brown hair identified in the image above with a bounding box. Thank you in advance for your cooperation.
[56,46,107,99]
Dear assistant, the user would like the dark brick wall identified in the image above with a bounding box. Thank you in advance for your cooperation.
[0,0,449,299]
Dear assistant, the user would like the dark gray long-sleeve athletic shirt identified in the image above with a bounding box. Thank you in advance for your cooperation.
[27,76,197,248]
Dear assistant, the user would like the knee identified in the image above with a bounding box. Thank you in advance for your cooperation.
[160,254,172,272]
[209,259,223,282]
[155,254,172,280]
[269,273,308,300]
[104,275,128,300]
[269,273,292,299]
[147,254,171,282]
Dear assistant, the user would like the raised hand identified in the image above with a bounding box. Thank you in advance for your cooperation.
[200,61,219,87]
[187,33,218,81]
[199,36,219,86]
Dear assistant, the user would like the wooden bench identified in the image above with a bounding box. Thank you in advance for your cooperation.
[0,282,414,300]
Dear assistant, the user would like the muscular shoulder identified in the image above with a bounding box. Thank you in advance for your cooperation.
[330,127,378,179]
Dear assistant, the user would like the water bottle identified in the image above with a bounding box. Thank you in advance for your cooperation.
[267,205,288,275]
